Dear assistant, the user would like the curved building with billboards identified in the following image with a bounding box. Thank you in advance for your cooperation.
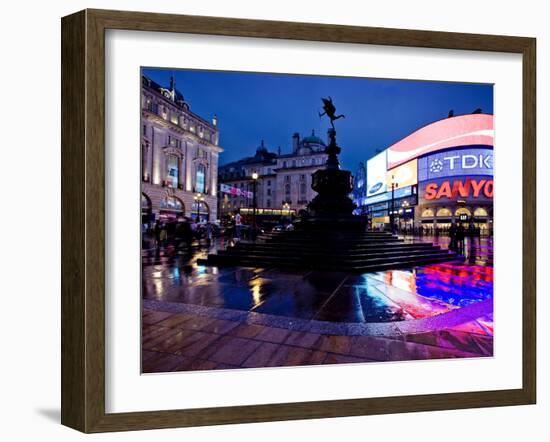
[363,113,494,234]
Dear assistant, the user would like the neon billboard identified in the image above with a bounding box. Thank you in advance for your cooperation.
[387,114,494,169]
[365,185,413,205]
[387,159,417,188]
[366,151,387,196]
[419,177,493,202]
[418,147,493,181]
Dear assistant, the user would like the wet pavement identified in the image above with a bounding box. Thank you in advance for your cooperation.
[142,235,493,372]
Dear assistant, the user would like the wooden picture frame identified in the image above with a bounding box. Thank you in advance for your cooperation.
[61,8,536,433]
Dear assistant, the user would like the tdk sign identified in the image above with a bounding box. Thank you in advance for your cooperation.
[419,148,493,181]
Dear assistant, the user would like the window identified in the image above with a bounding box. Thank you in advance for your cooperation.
[421,209,434,218]
[285,175,290,183]
[267,189,271,196]
[436,208,452,217]
[300,183,307,195]
[285,184,291,195]
[455,207,471,216]
[195,164,206,193]
[283,161,287,168]
[474,207,489,217]
[266,199,271,208]
[165,154,179,188]
[267,180,271,186]
[141,193,151,209]
[142,125,147,136]
[160,196,183,211]
[292,160,296,167]
[300,174,306,181]
[191,200,210,222]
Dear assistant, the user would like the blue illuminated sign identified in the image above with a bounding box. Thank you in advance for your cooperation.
[418,147,493,181]
[365,186,412,205]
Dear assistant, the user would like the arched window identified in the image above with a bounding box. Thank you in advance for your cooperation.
[436,208,452,217]
[421,209,434,218]
[141,193,151,210]
[455,207,471,216]
[474,207,489,217]
[191,200,210,222]
[195,164,206,193]
[160,196,184,212]
[165,154,179,188]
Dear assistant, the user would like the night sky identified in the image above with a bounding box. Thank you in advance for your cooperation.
[142,67,493,172]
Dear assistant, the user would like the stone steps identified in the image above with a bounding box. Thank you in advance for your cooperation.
[218,249,449,262]
[203,252,457,272]
[203,229,459,272]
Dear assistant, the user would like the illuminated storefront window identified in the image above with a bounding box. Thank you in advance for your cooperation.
[421,209,434,218]
[191,200,210,222]
[160,196,183,211]
[474,207,489,217]
[455,207,471,217]
[436,208,452,217]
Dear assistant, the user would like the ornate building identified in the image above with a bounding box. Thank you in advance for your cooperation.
[218,131,329,219]
[141,75,222,224]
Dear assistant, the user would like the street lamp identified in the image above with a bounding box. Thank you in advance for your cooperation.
[194,193,204,222]
[251,172,259,236]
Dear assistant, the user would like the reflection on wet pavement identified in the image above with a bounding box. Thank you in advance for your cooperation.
[142,236,493,336]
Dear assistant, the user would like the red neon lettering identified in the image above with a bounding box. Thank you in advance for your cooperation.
[425,183,438,200]
[484,180,494,198]
[436,181,452,199]
[470,179,486,198]
[452,180,470,198]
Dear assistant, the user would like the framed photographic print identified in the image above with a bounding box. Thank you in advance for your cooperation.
[61,9,536,433]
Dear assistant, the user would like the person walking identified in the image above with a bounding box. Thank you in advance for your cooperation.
[457,223,465,252]
[234,211,242,240]
[449,222,457,250]
[205,221,214,245]
[153,220,162,248]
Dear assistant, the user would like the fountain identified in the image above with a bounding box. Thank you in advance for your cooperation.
[202,98,458,272]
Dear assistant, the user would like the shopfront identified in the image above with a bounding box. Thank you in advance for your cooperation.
[363,114,494,235]
[416,176,493,234]
[159,195,185,221]
[191,200,210,222]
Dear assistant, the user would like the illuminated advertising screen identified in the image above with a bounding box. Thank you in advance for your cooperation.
[365,185,413,205]
[418,147,493,181]
[387,114,494,169]
[387,159,417,189]
[366,151,387,197]
[418,176,493,205]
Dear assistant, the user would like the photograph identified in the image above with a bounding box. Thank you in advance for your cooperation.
[140,68,494,373]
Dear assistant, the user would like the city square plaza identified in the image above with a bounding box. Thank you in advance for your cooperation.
[139,75,494,373]
[142,234,493,373]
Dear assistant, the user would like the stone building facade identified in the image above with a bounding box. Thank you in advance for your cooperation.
[218,131,329,219]
[141,75,222,224]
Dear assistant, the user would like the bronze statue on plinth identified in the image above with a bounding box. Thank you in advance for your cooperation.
[304,97,360,227]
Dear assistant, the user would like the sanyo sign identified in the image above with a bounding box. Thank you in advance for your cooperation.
[418,148,493,181]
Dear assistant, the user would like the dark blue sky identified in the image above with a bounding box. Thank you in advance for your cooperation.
[142,67,493,171]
